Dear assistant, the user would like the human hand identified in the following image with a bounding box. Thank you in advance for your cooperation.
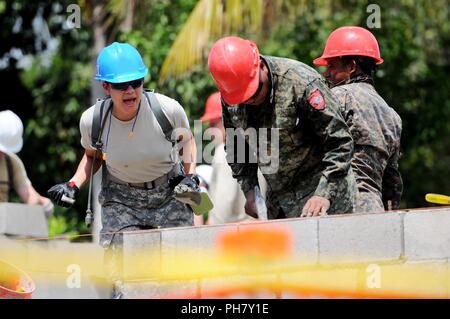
[244,189,258,218]
[173,174,201,206]
[47,182,79,208]
[42,198,54,218]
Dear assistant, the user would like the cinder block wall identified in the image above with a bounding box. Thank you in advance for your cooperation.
[0,203,109,298]
[121,207,450,299]
[1,204,450,298]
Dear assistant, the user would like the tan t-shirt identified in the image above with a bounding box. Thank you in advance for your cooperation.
[80,93,190,183]
[0,152,31,202]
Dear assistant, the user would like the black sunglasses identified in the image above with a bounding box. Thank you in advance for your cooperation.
[108,78,144,91]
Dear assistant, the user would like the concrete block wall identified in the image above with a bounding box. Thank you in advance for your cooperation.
[120,207,450,299]
[0,236,109,299]
[2,204,450,298]
[0,203,108,298]
[0,203,48,238]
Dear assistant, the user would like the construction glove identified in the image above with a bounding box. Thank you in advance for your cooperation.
[47,181,79,208]
[173,174,201,206]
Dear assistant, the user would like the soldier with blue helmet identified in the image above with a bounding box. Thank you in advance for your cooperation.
[47,42,198,298]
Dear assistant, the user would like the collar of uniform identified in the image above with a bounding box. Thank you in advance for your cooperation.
[260,55,275,105]
[344,74,374,86]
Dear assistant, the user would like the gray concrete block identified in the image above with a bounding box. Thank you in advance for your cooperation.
[280,257,448,299]
[404,209,450,260]
[122,230,161,280]
[448,260,450,299]
[374,260,449,298]
[318,212,403,264]
[24,241,104,276]
[238,218,319,265]
[29,272,111,299]
[122,279,198,299]
[160,225,239,279]
[279,267,360,298]
[0,203,48,238]
[0,235,29,267]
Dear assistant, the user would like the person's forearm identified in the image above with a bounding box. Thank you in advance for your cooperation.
[70,152,102,188]
[18,184,41,205]
[181,137,197,174]
[382,167,403,210]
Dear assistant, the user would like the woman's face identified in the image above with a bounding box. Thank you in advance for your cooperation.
[102,79,144,120]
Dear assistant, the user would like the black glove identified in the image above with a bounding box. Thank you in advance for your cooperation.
[47,182,79,208]
[178,174,200,191]
[169,174,200,190]
[168,174,185,189]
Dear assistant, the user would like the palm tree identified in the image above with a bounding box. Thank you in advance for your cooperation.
[158,0,310,83]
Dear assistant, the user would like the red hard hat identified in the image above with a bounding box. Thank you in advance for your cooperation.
[200,92,223,122]
[313,26,384,66]
[208,36,260,105]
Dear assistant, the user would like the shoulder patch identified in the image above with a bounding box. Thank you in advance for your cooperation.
[307,89,326,110]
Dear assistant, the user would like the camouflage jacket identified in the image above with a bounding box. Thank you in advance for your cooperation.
[332,77,403,210]
[222,56,356,218]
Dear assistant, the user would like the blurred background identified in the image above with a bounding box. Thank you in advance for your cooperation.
[1,0,449,237]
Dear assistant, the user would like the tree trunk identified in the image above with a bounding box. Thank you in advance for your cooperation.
[91,1,107,244]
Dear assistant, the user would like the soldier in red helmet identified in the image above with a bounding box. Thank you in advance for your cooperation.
[208,36,357,219]
[314,26,403,213]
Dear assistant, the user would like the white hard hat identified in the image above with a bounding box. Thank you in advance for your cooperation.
[195,164,213,186]
[0,110,24,153]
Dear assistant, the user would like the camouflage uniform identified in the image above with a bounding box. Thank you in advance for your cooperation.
[222,56,357,218]
[98,174,193,249]
[99,166,193,296]
[332,76,403,213]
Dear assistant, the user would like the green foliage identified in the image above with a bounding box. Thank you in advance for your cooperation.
[120,0,217,122]
[48,214,80,240]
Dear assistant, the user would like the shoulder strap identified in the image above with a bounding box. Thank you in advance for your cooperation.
[143,90,174,144]
[5,153,14,193]
[91,97,113,151]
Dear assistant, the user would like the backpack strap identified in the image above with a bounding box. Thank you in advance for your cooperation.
[85,97,112,226]
[143,90,175,145]
[4,153,14,194]
[91,97,113,151]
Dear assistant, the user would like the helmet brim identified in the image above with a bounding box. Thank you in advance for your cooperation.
[220,67,261,105]
[313,57,329,66]
[95,69,148,83]
[200,113,222,122]
[313,54,384,66]
[0,138,23,154]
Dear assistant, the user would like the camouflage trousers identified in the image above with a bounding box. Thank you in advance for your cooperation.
[98,178,194,297]
[355,191,385,213]
[98,179,194,247]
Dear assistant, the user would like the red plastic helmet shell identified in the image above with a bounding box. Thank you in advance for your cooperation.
[314,26,384,66]
[0,260,35,299]
[208,36,261,105]
[200,92,223,122]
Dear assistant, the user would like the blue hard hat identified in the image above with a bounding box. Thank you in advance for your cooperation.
[95,42,148,83]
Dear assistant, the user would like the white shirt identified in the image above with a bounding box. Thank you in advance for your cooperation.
[80,93,190,183]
